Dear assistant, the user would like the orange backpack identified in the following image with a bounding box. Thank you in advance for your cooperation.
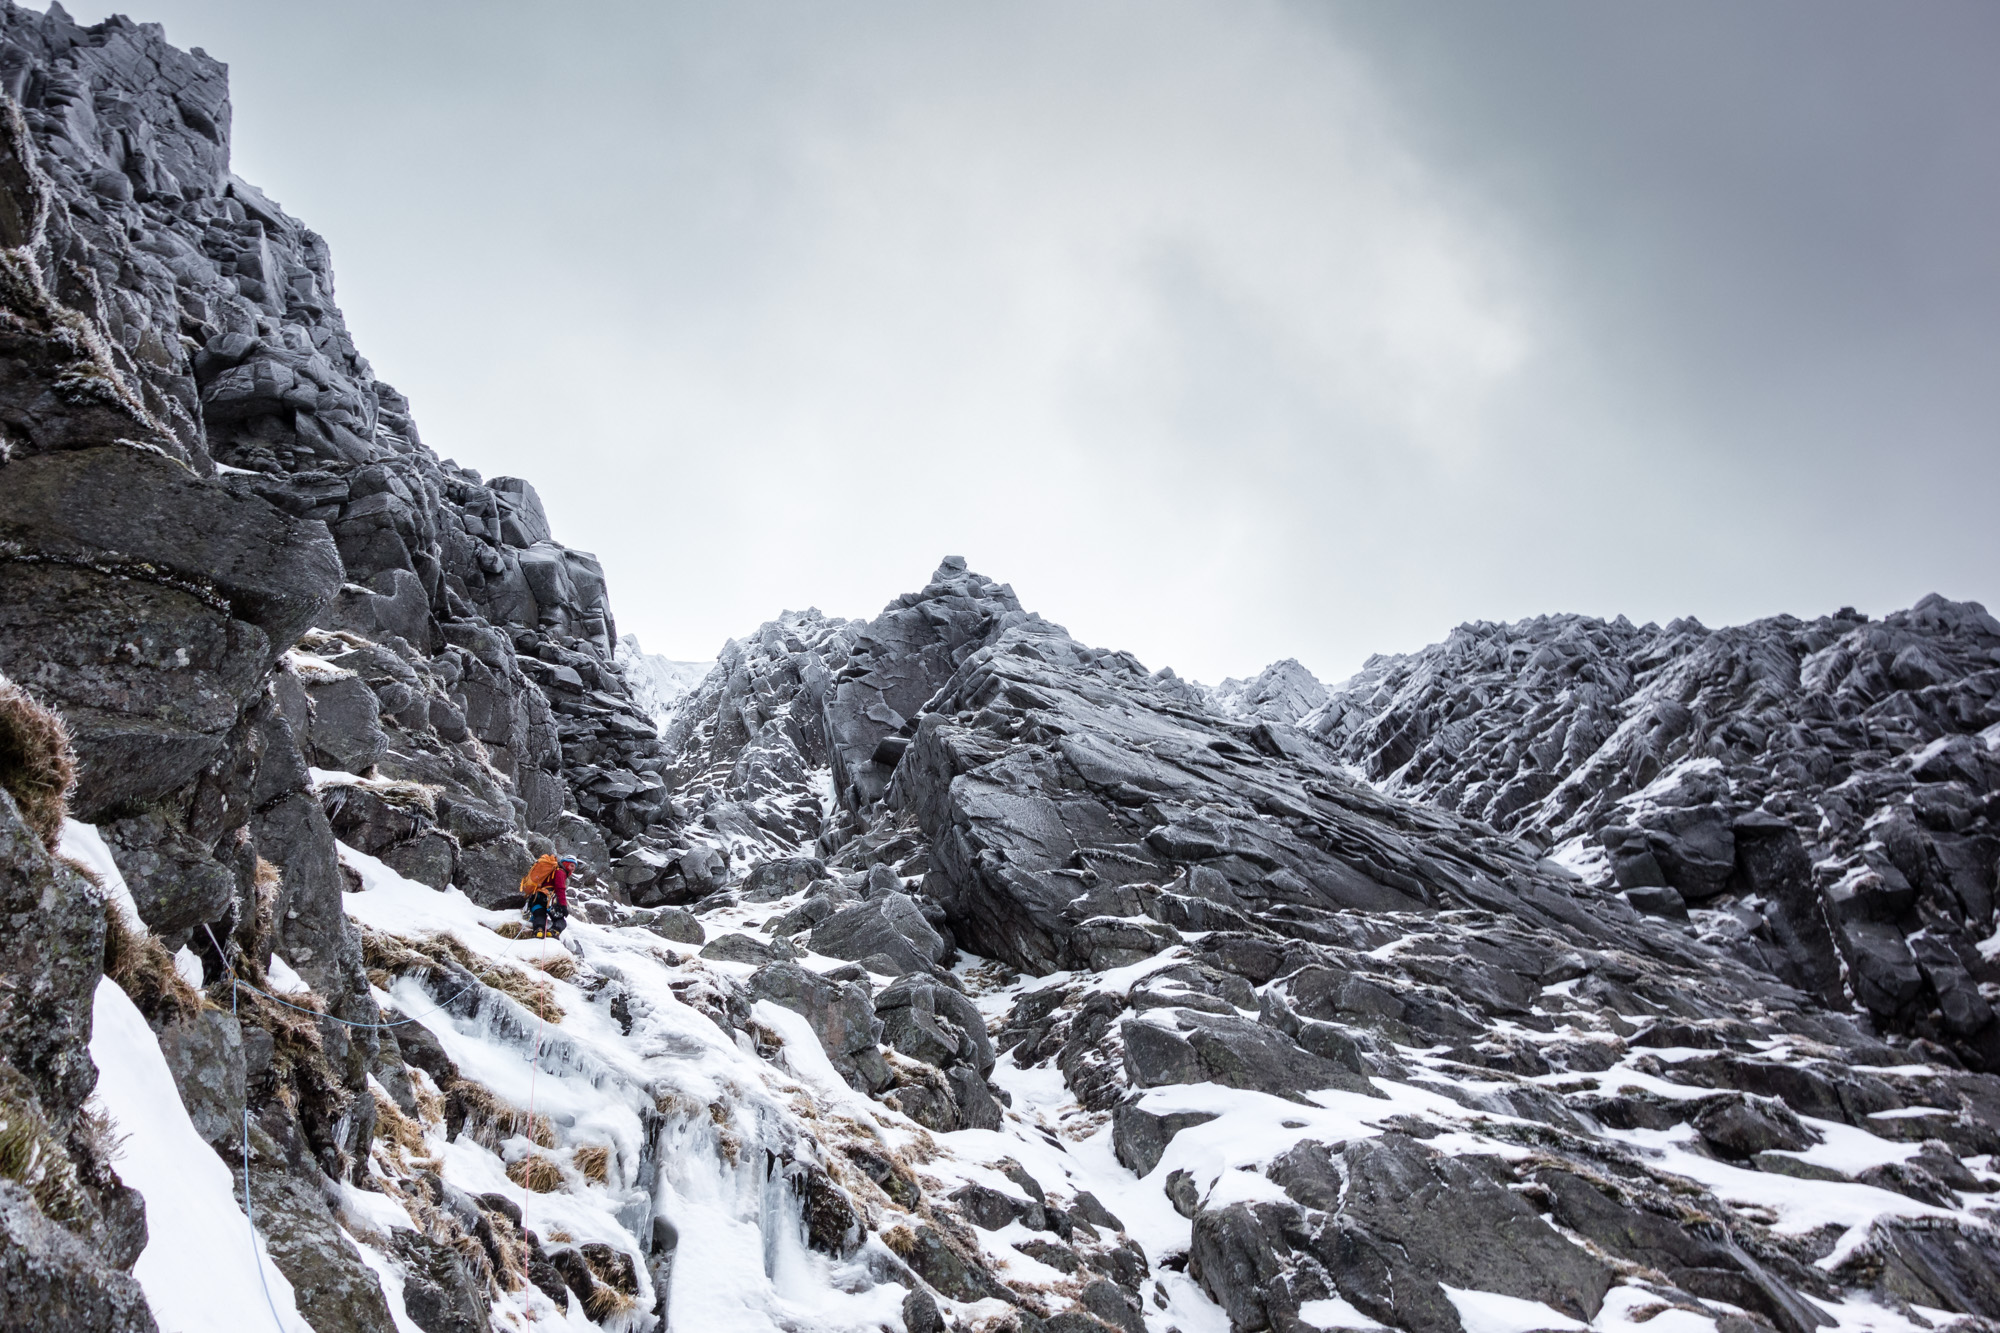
[520,854,561,905]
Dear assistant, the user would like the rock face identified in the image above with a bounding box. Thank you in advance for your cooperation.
[647,558,2000,1333]
[1297,600,2000,1069]
[6,6,2000,1333]
[0,6,681,1327]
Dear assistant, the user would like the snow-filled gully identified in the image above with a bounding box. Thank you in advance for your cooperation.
[75,826,2000,1333]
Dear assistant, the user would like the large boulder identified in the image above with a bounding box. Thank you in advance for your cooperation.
[1192,1134,1614,1333]
[876,974,992,1074]
[1121,1012,1376,1101]
[747,962,891,1092]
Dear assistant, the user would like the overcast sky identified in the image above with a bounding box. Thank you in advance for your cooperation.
[57,1,2000,683]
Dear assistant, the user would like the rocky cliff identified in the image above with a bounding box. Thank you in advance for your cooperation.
[2,7,1999,1333]
[1300,600,2000,1074]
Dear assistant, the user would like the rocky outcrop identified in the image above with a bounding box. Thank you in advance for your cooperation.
[647,559,2000,1333]
[1300,598,2000,1069]
[0,4,683,1326]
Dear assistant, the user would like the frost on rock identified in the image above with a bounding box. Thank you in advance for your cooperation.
[1303,602,2000,1072]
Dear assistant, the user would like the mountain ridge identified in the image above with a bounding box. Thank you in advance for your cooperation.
[0,7,1996,1333]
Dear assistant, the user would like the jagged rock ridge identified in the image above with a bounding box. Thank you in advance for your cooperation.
[1300,598,2000,1071]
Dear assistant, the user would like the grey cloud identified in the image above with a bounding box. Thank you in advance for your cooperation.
[57,0,1998,682]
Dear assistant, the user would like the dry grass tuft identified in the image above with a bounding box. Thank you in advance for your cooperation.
[573,1143,612,1184]
[531,951,578,982]
[226,857,283,986]
[493,921,531,940]
[373,1087,427,1159]
[0,674,74,850]
[582,1285,637,1321]
[363,925,562,1023]
[450,1079,557,1150]
[546,1227,574,1243]
[101,899,204,1027]
[411,1073,446,1128]
[506,1153,564,1193]
[0,1077,89,1225]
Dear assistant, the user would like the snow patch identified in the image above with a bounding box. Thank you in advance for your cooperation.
[89,977,316,1332]
[1443,1285,1585,1333]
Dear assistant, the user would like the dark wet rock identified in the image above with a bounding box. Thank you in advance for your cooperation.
[951,1181,1048,1233]
[811,894,945,974]
[700,932,793,966]
[1078,1277,1147,1333]
[545,1245,604,1312]
[1534,1168,1830,1333]
[743,856,828,900]
[1840,1217,2000,1318]
[1,792,115,1124]
[156,1010,247,1151]
[1112,1103,1220,1178]
[888,1221,1016,1305]
[1854,1162,1959,1208]
[1121,1011,1376,1102]
[1304,597,2000,1070]
[947,1067,1005,1130]
[1192,1134,1614,1333]
[641,906,706,944]
[1069,1192,1126,1234]
[877,973,993,1074]
[392,1228,491,1333]
[903,1286,945,1333]
[243,1168,399,1333]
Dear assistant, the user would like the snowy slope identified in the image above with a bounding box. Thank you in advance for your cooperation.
[616,636,715,730]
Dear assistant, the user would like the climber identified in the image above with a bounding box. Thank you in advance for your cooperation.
[520,853,579,938]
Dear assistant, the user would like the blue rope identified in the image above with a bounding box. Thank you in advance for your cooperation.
[230,969,292,1333]
[230,974,482,1029]
[203,922,563,1330]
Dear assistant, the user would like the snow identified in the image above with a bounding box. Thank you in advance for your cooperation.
[1593,1285,1716,1333]
[265,953,313,995]
[338,840,932,1331]
[89,976,315,1333]
[61,802,2000,1333]
[58,818,139,927]
[1443,1286,1586,1333]
[616,634,713,727]
[1299,1295,1389,1330]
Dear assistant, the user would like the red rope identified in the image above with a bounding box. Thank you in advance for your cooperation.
[519,926,551,1322]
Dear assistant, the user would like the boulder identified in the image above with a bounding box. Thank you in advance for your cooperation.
[746,962,890,1093]
[1193,1134,1614,1333]
[811,896,943,975]
[876,974,993,1074]
[1121,1012,1377,1100]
